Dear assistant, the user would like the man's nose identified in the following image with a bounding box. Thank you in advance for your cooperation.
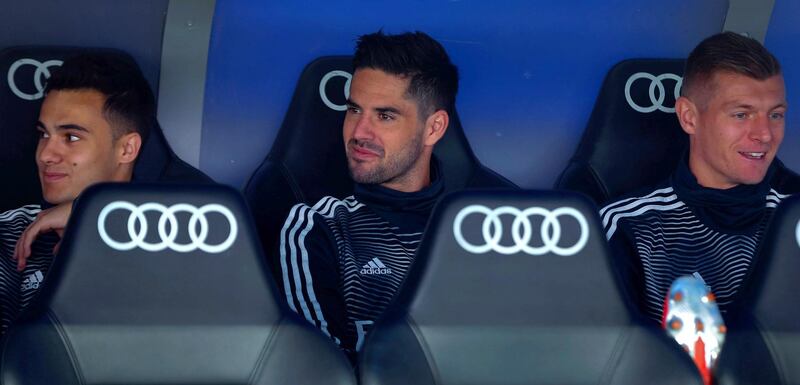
[750,114,774,143]
[37,137,62,165]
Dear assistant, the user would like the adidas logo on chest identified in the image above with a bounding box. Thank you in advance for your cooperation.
[21,270,44,291]
[361,257,392,275]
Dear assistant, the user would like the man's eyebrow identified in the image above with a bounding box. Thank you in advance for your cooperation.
[771,101,788,110]
[345,99,403,115]
[35,121,46,130]
[375,106,402,115]
[56,124,90,133]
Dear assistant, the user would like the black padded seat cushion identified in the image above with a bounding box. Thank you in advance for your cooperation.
[556,59,687,205]
[1,183,354,385]
[359,190,702,385]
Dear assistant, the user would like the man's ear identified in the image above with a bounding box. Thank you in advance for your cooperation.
[675,96,698,135]
[424,109,449,146]
[116,132,142,165]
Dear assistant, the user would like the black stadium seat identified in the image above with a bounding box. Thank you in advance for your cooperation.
[0,183,356,384]
[0,46,212,213]
[715,195,800,385]
[555,59,688,205]
[134,120,214,184]
[359,190,703,384]
[244,56,516,275]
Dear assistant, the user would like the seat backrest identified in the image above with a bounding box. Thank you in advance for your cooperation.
[0,183,355,385]
[244,56,516,274]
[716,195,800,385]
[555,59,687,205]
[359,190,702,385]
[133,120,215,184]
[0,46,212,213]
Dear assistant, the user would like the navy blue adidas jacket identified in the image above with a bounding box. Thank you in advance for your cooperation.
[600,158,800,321]
[278,164,443,356]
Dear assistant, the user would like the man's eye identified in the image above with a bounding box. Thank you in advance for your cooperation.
[67,134,80,142]
[347,106,361,114]
[38,131,49,139]
[770,111,785,120]
[378,112,393,121]
[732,112,748,120]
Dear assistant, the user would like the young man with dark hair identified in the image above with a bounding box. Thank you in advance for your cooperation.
[0,52,210,335]
[279,31,455,357]
[600,32,800,321]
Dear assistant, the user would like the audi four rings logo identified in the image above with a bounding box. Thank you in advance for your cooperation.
[624,72,682,113]
[7,58,63,101]
[453,205,589,256]
[319,70,352,111]
[97,201,238,253]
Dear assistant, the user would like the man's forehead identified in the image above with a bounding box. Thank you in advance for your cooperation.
[704,71,786,106]
[352,68,411,94]
[39,89,110,130]
[350,68,416,110]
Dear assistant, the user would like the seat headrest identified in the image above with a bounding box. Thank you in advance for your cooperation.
[360,190,703,385]
[43,183,278,323]
[398,190,630,326]
[267,55,354,202]
[6,183,357,384]
[556,59,688,204]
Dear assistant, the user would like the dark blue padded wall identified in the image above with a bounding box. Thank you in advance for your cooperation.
[765,0,800,174]
[201,1,728,188]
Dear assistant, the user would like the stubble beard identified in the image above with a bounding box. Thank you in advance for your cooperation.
[348,131,425,186]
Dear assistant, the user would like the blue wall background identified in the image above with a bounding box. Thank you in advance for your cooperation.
[201,1,730,188]
[766,0,800,171]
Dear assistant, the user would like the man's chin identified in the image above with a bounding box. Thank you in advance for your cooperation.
[42,191,73,206]
[735,170,771,186]
[348,166,385,185]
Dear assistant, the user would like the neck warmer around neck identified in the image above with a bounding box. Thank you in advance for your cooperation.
[672,154,775,233]
[353,157,445,234]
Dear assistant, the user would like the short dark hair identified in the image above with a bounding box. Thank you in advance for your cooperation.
[682,32,781,100]
[44,52,155,141]
[353,31,459,117]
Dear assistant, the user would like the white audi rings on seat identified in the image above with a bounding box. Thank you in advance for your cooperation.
[7,58,63,101]
[319,70,352,111]
[452,205,589,256]
[97,201,238,253]
[624,72,682,113]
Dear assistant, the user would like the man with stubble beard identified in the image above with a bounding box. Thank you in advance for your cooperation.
[278,31,455,358]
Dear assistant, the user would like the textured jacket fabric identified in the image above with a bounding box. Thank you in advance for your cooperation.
[279,162,444,356]
[0,205,58,335]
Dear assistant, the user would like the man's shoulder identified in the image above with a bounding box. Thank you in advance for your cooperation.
[599,180,684,239]
[0,204,42,224]
[282,195,366,235]
[290,195,365,218]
